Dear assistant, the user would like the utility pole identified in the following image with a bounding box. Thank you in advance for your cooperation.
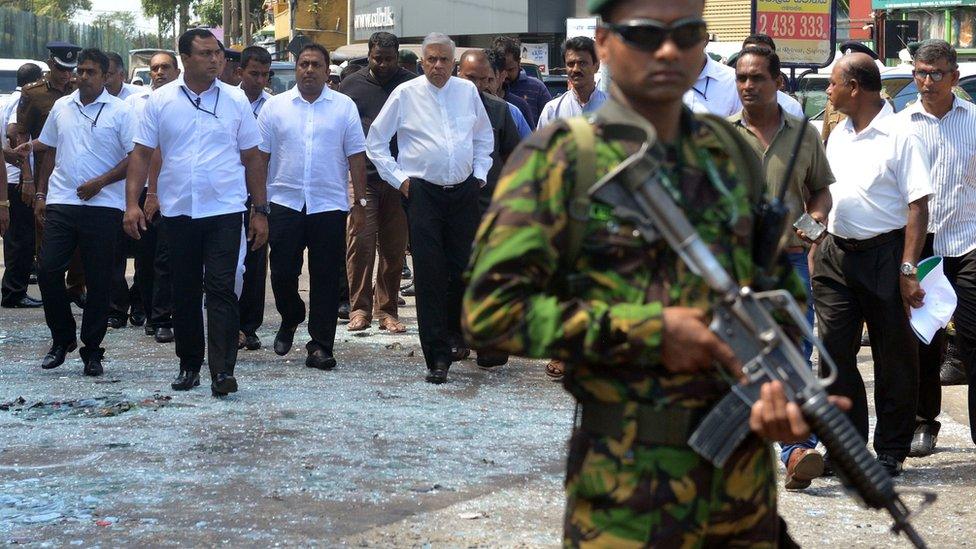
[241,0,250,46]
[230,0,239,45]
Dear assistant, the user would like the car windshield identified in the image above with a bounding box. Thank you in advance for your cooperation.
[269,66,296,95]
[796,76,829,119]
[0,70,17,95]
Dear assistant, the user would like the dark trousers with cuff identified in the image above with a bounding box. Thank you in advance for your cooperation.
[239,200,267,336]
[917,234,976,444]
[1,183,35,304]
[404,177,480,369]
[164,212,241,379]
[269,204,346,355]
[38,204,120,359]
[812,230,918,461]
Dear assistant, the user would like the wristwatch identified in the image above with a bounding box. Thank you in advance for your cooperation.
[357,198,367,207]
[900,262,918,277]
[251,203,271,216]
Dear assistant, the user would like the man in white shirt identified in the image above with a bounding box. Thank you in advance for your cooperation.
[123,28,268,397]
[0,62,43,309]
[536,36,608,129]
[816,53,931,477]
[683,52,741,116]
[125,51,179,345]
[899,40,976,455]
[234,45,273,353]
[258,43,367,371]
[367,32,494,384]
[26,49,135,376]
[105,52,147,101]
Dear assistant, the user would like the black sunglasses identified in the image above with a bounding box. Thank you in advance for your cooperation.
[603,17,708,52]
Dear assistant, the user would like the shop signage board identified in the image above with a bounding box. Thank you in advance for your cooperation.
[521,43,549,74]
[751,0,836,67]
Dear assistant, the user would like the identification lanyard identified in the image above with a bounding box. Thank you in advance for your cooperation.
[181,86,220,118]
[75,102,105,128]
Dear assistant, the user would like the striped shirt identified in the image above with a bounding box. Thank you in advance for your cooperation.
[900,97,976,257]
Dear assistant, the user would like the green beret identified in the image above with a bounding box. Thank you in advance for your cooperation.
[587,0,616,15]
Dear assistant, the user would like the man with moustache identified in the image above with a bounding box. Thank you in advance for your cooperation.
[536,36,607,128]
[464,0,843,543]
[368,32,493,384]
[124,28,268,397]
[25,48,135,375]
[128,51,180,344]
[340,31,415,335]
[259,44,367,370]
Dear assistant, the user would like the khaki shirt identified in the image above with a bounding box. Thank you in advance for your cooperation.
[729,109,834,248]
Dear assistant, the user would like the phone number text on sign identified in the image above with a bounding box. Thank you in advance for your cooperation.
[756,12,829,40]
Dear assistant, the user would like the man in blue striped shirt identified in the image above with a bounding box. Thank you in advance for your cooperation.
[899,39,976,455]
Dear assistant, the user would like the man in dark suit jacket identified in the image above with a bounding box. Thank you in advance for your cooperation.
[458,50,520,215]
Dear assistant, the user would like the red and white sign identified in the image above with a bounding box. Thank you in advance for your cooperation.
[754,0,834,66]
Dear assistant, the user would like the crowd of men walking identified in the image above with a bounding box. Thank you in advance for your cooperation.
[0,22,972,504]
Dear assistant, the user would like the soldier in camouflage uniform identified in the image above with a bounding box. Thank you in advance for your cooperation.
[463,0,831,545]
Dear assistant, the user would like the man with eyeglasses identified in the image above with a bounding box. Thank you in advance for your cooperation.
[817,53,931,477]
[463,0,836,544]
[899,40,976,456]
[123,28,268,398]
[14,41,87,310]
[17,48,135,376]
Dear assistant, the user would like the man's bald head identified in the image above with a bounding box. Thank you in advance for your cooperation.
[458,49,492,94]
[838,53,881,92]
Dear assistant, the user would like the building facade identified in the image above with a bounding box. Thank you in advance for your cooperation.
[272,0,349,57]
[873,0,976,54]
[704,0,752,42]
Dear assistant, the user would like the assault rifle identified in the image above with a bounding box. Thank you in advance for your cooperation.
[588,122,933,548]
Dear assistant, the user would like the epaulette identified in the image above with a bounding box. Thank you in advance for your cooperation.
[21,80,44,92]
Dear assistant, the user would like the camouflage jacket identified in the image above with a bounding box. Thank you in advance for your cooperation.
[463,97,803,410]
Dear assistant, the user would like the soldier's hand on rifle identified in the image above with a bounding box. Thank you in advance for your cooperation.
[661,307,742,379]
[749,381,852,443]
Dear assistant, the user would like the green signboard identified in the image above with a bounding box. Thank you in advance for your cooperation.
[873,0,976,8]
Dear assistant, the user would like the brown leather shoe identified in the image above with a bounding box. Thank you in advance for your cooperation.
[784,448,824,490]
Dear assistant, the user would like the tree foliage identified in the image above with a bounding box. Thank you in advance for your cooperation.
[0,0,93,19]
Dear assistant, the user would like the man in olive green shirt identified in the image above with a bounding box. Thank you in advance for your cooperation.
[730,45,833,491]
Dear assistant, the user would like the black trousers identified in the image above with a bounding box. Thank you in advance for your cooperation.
[110,189,172,327]
[239,203,267,336]
[268,204,346,354]
[404,177,480,369]
[1,184,36,304]
[37,204,120,357]
[164,212,241,378]
[812,231,918,460]
[917,235,976,444]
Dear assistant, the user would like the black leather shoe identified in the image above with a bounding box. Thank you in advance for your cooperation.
[402,265,412,279]
[451,346,471,362]
[211,373,238,396]
[107,316,126,329]
[154,326,174,343]
[129,310,146,327]
[2,295,43,308]
[69,292,87,309]
[145,325,157,336]
[82,350,104,377]
[171,370,200,391]
[401,283,415,297]
[41,341,78,369]
[909,423,939,457]
[243,333,261,351]
[425,361,450,384]
[476,352,508,369]
[273,326,296,356]
[941,342,967,385]
[337,301,351,320]
[306,348,337,370]
[397,295,406,306]
[877,454,903,477]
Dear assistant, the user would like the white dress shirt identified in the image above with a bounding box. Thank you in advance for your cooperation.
[366,76,493,189]
[258,86,366,214]
[901,97,976,257]
[683,56,742,117]
[777,91,805,118]
[536,87,608,129]
[115,82,148,101]
[134,75,262,219]
[38,89,135,210]
[825,101,932,240]
[2,89,21,184]
[243,87,272,118]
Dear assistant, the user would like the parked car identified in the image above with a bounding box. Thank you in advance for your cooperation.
[0,58,50,99]
[542,74,568,98]
[268,61,296,95]
[880,67,972,112]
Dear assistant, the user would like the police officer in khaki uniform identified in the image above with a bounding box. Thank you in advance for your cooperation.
[16,41,86,307]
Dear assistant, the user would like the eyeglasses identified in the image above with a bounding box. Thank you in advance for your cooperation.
[602,17,708,52]
[913,69,947,82]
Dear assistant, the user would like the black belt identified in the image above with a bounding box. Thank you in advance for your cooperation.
[579,402,710,447]
[416,176,473,192]
[831,228,904,252]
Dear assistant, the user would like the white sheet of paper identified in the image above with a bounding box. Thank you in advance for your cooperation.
[910,256,957,345]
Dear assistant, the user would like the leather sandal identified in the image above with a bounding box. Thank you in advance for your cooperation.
[346,316,370,331]
[545,359,565,380]
[379,318,407,333]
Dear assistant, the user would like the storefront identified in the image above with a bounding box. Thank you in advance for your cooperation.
[873,0,976,54]
[348,0,575,69]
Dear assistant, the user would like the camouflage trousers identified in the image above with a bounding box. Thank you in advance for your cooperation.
[563,428,781,548]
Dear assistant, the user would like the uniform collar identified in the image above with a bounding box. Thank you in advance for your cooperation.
[842,99,894,137]
[177,74,220,96]
[287,84,332,104]
[240,83,271,104]
[594,91,658,141]
[70,87,112,107]
[904,93,971,119]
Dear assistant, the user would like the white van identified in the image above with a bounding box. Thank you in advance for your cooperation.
[0,58,50,100]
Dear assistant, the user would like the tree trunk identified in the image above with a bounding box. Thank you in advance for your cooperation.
[222,0,230,38]
[230,0,239,45]
[178,1,189,38]
[241,0,250,46]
